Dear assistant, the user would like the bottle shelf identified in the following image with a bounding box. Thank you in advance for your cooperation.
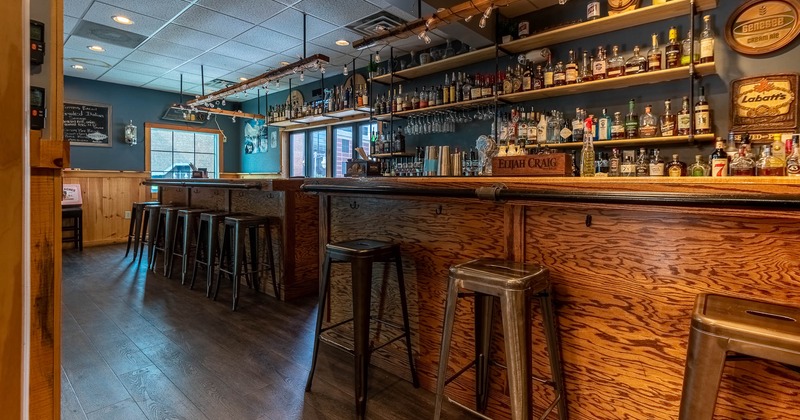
[371,152,415,158]
[370,47,499,85]
[326,107,371,118]
[527,133,716,150]
[374,96,497,120]
[292,114,337,124]
[500,62,716,103]
[500,0,718,55]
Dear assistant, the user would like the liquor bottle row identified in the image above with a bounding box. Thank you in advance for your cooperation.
[373,146,482,177]
[268,83,370,123]
[374,71,499,115]
[369,127,406,156]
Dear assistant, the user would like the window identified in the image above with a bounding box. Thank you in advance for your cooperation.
[333,126,353,178]
[359,122,378,158]
[290,132,306,177]
[310,129,327,178]
[147,125,221,179]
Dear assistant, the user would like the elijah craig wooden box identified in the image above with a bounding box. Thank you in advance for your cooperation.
[492,153,574,176]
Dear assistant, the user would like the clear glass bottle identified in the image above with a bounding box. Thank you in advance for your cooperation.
[544,55,555,88]
[597,108,612,140]
[572,108,585,144]
[665,26,681,69]
[677,96,691,135]
[688,155,710,176]
[756,145,786,176]
[710,138,728,177]
[462,73,473,101]
[607,45,625,78]
[566,50,578,85]
[681,30,700,66]
[635,147,650,177]
[660,99,676,137]
[625,98,639,139]
[772,134,786,162]
[666,154,687,177]
[695,86,711,135]
[580,129,596,177]
[639,104,658,138]
[699,15,715,64]
[786,135,800,176]
[648,33,662,71]
[411,87,420,109]
[625,45,648,75]
[578,50,593,83]
[730,145,756,176]
[649,148,665,176]
[593,46,607,80]
[554,61,567,86]
[611,111,625,140]
[621,155,637,177]
[609,148,622,177]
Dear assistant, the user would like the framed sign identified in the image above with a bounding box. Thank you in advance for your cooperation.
[64,102,112,147]
[730,74,798,134]
[726,0,800,55]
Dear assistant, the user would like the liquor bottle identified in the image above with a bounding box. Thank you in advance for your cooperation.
[402,90,411,111]
[609,148,622,176]
[560,114,573,143]
[587,0,601,20]
[598,108,612,140]
[757,145,786,176]
[665,26,681,69]
[666,154,687,177]
[471,74,482,100]
[395,85,403,112]
[572,108,585,144]
[599,152,610,173]
[694,86,711,135]
[730,145,756,176]
[482,75,493,98]
[699,15,715,63]
[593,47,607,80]
[648,33,662,71]
[580,121,596,177]
[772,134,786,162]
[710,138,728,177]
[625,99,639,139]
[786,136,800,176]
[544,55,555,88]
[639,104,658,138]
[527,109,538,145]
[607,45,625,78]
[533,65,544,90]
[635,148,650,177]
[681,30,699,66]
[451,72,458,103]
[688,155,710,176]
[554,61,567,86]
[522,63,533,91]
[434,85,442,105]
[511,67,522,93]
[649,149,666,176]
[519,111,529,145]
[611,111,625,140]
[625,45,647,75]
[725,131,739,167]
[621,156,637,177]
[565,50,578,85]
[411,88,420,109]
[578,50,593,83]
[443,74,450,104]
[677,96,691,135]
[660,99,676,136]
[462,73,472,101]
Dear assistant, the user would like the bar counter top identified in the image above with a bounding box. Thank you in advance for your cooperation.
[144,177,305,191]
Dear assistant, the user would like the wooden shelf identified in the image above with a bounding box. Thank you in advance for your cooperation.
[283,113,374,132]
[269,119,296,127]
[371,47,499,85]
[500,0,718,54]
[292,114,337,124]
[375,96,497,120]
[326,108,368,118]
[372,152,415,158]
[527,134,716,150]
[500,62,716,103]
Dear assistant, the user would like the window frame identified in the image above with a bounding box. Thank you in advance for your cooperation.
[144,122,225,176]
[289,131,307,177]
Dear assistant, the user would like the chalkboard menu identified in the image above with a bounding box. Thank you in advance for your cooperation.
[64,102,112,147]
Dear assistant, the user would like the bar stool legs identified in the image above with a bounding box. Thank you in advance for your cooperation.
[678,328,728,419]
[125,203,137,257]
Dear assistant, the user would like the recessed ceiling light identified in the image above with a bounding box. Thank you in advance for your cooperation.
[335,39,350,46]
[87,45,105,52]
[112,15,134,25]
[239,77,248,81]
[71,64,85,70]
[280,61,290,66]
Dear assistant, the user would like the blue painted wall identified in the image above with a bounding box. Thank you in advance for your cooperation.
[65,76,241,172]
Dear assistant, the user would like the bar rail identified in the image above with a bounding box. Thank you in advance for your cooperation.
[144,179,263,189]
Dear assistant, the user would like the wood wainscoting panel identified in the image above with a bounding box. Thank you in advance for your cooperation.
[524,203,800,420]
[62,171,151,246]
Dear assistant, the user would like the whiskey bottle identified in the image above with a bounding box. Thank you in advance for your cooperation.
[771,134,786,162]
[677,96,691,135]
[699,15,715,63]
[566,50,579,85]
[611,111,625,140]
[756,145,786,176]
[533,65,544,90]
[621,156,637,177]
[607,45,625,78]
[462,73,473,101]
[443,74,450,104]
[786,136,800,176]
[411,87,420,109]
[554,61,567,86]
[730,145,756,176]
[599,152,610,173]
[681,30,699,66]
[451,72,458,103]
[580,124,596,177]
[522,62,533,91]
[528,109,538,145]
[639,104,658,138]
[688,155,711,176]
[649,148,665,176]
[625,45,647,75]
[544,55,555,88]
[609,148,622,177]
[625,99,639,139]
[598,108,612,140]
[635,147,650,177]
[665,26,681,69]
[694,87,711,135]
[572,108,585,143]
[710,138,728,177]
[660,99,676,136]
[666,154,687,177]
[578,50,593,83]
[593,46,607,80]
[470,74,482,100]
[648,33,662,71]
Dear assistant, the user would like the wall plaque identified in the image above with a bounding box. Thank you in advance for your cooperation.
[726,0,800,55]
[730,74,798,134]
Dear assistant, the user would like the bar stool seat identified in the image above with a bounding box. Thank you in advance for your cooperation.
[306,239,419,419]
[169,208,210,283]
[679,293,800,419]
[434,258,568,420]
[125,201,160,259]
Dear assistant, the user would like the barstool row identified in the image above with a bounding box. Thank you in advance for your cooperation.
[125,201,278,311]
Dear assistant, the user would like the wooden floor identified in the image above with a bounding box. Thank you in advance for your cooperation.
[61,244,475,420]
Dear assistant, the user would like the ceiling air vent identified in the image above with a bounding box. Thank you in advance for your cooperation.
[73,20,147,49]
[347,11,407,37]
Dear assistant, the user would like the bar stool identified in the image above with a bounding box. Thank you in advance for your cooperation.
[679,293,800,419]
[125,201,159,259]
[138,204,170,265]
[149,206,187,274]
[62,206,83,251]
[305,239,419,420]
[168,208,209,283]
[434,258,568,420]
[190,211,233,296]
[214,214,277,310]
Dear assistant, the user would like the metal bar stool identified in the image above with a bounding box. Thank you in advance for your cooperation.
[191,211,233,296]
[679,293,800,419]
[125,201,159,259]
[434,258,568,420]
[214,214,278,310]
[168,208,209,283]
[149,206,187,274]
[139,204,170,265]
[305,239,419,420]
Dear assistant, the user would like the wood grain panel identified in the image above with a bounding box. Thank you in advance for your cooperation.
[62,171,151,246]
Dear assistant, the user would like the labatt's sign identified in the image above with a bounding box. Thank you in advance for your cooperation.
[731,74,798,133]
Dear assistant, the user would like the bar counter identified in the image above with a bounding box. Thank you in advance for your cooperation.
[302,177,800,420]
[146,178,318,301]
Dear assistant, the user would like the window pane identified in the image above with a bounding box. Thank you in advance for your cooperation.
[195,135,215,153]
[290,133,305,177]
[174,135,195,153]
[151,151,173,172]
[195,153,215,171]
[359,123,377,159]
[149,127,219,180]
[151,129,173,151]
[334,126,353,178]
[310,130,327,178]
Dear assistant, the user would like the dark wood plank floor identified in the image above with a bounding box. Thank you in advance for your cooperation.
[61,244,475,419]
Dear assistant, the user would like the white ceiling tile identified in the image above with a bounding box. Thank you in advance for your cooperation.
[126,50,187,69]
[259,8,304,39]
[112,60,172,77]
[161,71,204,85]
[384,4,416,22]
[271,0,302,5]
[64,35,134,59]
[197,0,287,24]
[138,38,204,60]
[310,28,361,54]
[65,0,93,18]
[64,15,80,35]
[236,26,301,53]
[63,47,120,69]
[196,52,250,72]
[176,62,229,79]
[258,53,297,69]
[173,6,255,39]
[98,0,190,21]
[143,78,198,93]
[211,41,274,63]
[154,24,226,50]
[237,63,273,76]
[281,43,343,62]
[292,0,381,26]
[63,60,107,79]
[98,68,158,85]
[82,2,168,37]
[306,16,340,39]
[364,0,391,8]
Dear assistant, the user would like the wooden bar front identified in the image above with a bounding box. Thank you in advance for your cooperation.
[303,177,800,420]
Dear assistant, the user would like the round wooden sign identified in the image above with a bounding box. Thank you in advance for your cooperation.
[726,0,800,55]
